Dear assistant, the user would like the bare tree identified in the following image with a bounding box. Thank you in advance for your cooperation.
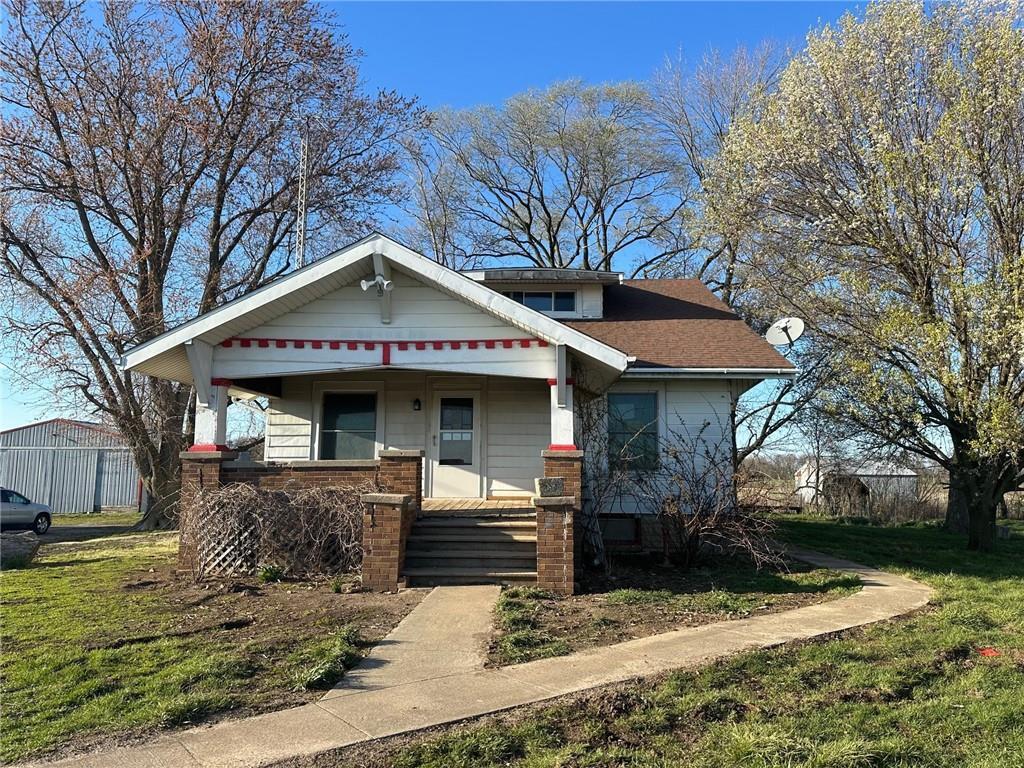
[410,81,692,270]
[0,0,422,527]
[648,46,828,464]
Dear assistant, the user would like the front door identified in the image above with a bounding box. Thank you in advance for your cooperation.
[430,393,481,497]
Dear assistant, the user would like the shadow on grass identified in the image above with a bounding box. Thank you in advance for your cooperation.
[777,516,1024,582]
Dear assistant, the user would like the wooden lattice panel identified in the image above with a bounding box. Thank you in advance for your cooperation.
[184,482,375,581]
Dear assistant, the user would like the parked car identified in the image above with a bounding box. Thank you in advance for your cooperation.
[0,488,52,534]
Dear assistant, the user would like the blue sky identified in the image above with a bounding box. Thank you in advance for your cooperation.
[0,1,861,431]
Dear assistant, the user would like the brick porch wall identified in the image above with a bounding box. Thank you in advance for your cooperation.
[534,496,576,595]
[377,450,424,511]
[181,451,425,580]
[221,460,379,489]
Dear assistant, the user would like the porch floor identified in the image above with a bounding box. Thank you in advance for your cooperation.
[420,497,534,517]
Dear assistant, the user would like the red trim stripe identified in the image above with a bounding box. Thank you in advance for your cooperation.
[547,443,578,451]
[220,336,546,351]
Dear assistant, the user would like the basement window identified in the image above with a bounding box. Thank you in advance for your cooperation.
[320,393,377,460]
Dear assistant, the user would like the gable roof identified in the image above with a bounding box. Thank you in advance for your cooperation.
[122,233,630,381]
[564,280,795,372]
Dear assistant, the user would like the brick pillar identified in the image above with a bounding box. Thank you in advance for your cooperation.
[178,451,237,571]
[542,449,583,509]
[540,448,583,593]
[378,450,424,512]
[534,496,575,595]
[360,492,413,591]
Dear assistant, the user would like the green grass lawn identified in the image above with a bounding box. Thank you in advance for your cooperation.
[52,509,142,527]
[368,518,1024,768]
[0,535,421,763]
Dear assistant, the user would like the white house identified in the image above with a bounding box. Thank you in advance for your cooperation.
[123,234,795,587]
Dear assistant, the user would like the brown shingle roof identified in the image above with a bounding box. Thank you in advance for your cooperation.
[563,279,795,370]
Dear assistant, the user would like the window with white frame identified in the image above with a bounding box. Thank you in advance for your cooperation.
[501,290,576,313]
[607,392,659,470]
[320,393,377,460]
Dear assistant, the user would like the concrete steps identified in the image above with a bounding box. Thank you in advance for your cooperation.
[403,513,538,587]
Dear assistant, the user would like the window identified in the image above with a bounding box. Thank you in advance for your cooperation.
[598,515,641,546]
[320,393,377,460]
[607,392,659,470]
[438,397,474,465]
[501,290,576,313]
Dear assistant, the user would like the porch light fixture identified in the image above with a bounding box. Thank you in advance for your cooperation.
[412,398,422,411]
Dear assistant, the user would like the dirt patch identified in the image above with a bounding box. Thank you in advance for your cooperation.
[488,553,861,665]
[4,534,426,764]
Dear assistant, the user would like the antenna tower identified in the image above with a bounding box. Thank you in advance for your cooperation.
[295,121,310,268]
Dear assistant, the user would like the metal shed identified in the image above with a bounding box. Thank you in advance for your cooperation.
[0,419,140,514]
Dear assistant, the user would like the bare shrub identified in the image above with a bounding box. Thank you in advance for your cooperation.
[184,483,374,582]
[635,421,784,571]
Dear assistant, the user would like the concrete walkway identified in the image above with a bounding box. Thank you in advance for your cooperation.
[323,584,500,696]
[26,550,932,768]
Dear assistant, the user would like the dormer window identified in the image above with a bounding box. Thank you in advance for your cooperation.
[502,290,576,313]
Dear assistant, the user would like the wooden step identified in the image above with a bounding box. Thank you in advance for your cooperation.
[402,567,538,587]
[412,517,536,529]
[407,532,540,544]
[406,539,536,554]
[405,558,538,570]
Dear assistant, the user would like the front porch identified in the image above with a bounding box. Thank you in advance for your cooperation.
[181,446,582,594]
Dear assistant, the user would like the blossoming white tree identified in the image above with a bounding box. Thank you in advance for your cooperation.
[722,0,1024,550]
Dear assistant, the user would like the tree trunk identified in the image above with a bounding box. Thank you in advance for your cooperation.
[949,459,1007,552]
[135,460,182,531]
[944,474,970,534]
[967,500,996,552]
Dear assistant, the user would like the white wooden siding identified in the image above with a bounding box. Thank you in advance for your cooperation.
[594,379,735,515]
[264,378,313,460]
[486,381,548,496]
[213,270,556,380]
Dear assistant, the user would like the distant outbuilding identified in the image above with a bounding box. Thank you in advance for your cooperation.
[794,459,918,509]
[0,419,140,514]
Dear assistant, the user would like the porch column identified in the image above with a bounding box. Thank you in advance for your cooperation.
[192,378,230,451]
[548,343,575,450]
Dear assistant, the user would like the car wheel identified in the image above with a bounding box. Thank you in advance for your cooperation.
[33,513,51,535]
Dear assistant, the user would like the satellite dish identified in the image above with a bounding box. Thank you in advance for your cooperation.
[765,317,805,347]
